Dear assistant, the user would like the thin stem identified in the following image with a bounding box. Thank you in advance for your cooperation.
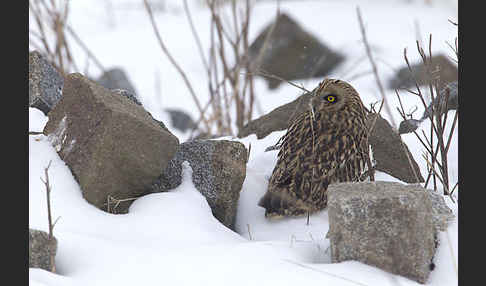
[357,7,396,128]
[143,0,210,132]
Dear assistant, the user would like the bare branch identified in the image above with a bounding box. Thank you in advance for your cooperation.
[183,0,209,71]
[356,6,397,128]
[244,69,311,94]
[143,0,210,132]
[65,25,105,73]
[41,160,56,273]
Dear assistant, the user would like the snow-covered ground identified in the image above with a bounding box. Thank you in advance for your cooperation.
[29,0,458,285]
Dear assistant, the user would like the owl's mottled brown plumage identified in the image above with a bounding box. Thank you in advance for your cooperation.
[258,78,370,218]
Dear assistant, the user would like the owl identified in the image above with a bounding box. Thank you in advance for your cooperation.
[258,78,370,218]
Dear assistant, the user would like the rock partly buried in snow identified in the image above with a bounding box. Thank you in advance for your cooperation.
[237,92,312,139]
[43,73,179,214]
[247,13,344,89]
[29,50,64,115]
[387,54,457,91]
[97,67,138,95]
[29,229,57,272]
[367,113,424,183]
[152,139,247,230]
[326,181,454,284]
[425,185,455,231]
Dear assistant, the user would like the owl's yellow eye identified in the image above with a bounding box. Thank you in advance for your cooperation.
[325,95,336,103]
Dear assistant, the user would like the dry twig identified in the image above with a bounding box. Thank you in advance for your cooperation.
[395,34,458,198]
[40,160,58,273]
[356,6,397,128]
[143,0,211,132]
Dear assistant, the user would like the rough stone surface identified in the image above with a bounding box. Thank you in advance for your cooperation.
[165,108,196,133]
[247,13,344,89]
[97,67,138,95]
[151,139,247,230]
[43,73,179,214]
[398,118,422,135]
[388,54,457,91]
[111,89,171,133]
[29,229,57,272]
[191,132,226,140]
[424,185,455,231]
[29,51,64,115]
[326,181,454,284]
[237,92,312,139]
[367,113,424,183]
[112,88,142,106]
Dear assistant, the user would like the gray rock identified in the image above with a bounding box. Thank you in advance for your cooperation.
[43,73,179,214]
[29,51,64,115]
[111,89,175,133]
[398,118,422,135]
[152,140,247,230]
[326,181,454,284]
[191,132,226,140]
[29,229,57,272]
[421,81,458,120]
[424,186,455,231]
[247,13,344,89]
[367,113,424,183]
[97,67,138,95]
[112,88,142,106]
[388,54,457,91]
[237,92,313,139]
[165,108,196,133]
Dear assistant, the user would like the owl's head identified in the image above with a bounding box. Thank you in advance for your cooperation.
[310,78,364,113]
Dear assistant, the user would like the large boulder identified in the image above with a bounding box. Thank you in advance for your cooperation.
[43,73,179,214]
[29,51,64,115]
[367,113,424,183]
[247,13,344,89]
[387,54,457,91]
[151,140,247,230]
[29,229,57,272]
[326,181,454,284]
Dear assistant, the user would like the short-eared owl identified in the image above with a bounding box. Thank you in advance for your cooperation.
[258,78,370,218]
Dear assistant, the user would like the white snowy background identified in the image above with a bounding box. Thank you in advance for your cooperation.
[29,0,458,285]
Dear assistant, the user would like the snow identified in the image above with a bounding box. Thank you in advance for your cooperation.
[29,0,458,285]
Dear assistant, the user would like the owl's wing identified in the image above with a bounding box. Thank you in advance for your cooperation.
[315,127,369,184]
[271,111,312,186]
[259,112,317,217]
[264,110,308,152]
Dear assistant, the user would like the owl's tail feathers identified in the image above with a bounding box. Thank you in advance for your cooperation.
[258,191,308,218]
